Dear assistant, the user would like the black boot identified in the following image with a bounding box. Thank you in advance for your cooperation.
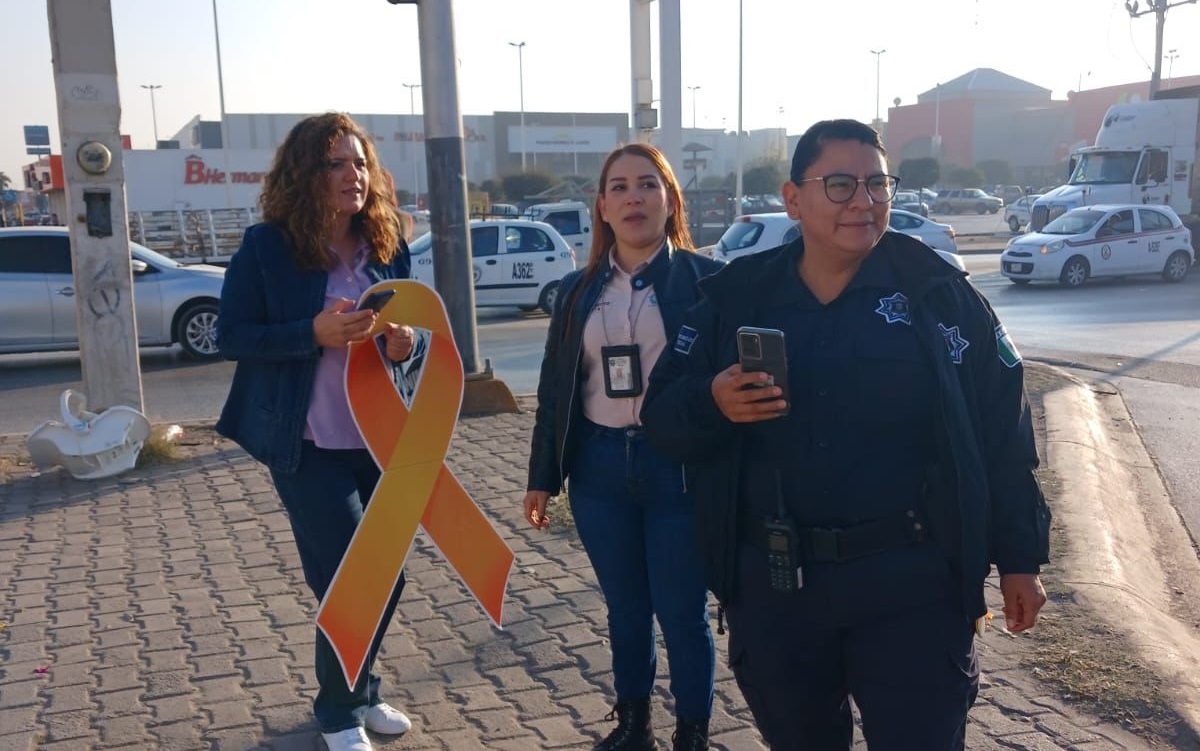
[593,698,656,751]
[671,718,709,751]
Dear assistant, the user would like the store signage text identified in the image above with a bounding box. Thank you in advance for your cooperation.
[184,155,266,186]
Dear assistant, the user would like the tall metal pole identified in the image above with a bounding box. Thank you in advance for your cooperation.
[688,85,700,129]
[508,41,526,172]
[419,1,481,374]
[1166,48,1179,88]
[402,82,421,203]
[211,0,233,207]
[734,0,743,214]
[870,48,886,123]
[140,84,161,146]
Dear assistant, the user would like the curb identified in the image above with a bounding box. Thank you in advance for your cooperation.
[1040,366,1200,739]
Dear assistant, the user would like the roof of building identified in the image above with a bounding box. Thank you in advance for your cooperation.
[919,68,1052,99]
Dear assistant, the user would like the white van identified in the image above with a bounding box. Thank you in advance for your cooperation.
[524,201,592,257]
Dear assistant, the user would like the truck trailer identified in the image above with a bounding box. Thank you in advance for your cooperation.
[1030,85,1200,250]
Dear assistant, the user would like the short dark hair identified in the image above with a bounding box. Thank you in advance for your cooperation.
[789,119,887,183]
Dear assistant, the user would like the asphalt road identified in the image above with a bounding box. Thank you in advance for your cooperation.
[3,251,1198,428]
[4,249,1199,548]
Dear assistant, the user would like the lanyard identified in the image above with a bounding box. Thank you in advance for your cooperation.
[598,277,654,348]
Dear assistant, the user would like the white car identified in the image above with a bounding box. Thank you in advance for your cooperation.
[709,211,964,272]
[711,213,801,263]
[0,227,225,358]
[1003,194,1044,234]
[409,219,576,314]
[1000,204,1194,287]
[888,209,958,253]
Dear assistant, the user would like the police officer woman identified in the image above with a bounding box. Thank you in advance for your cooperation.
[523,143,721,751]
[641,119,1050,751]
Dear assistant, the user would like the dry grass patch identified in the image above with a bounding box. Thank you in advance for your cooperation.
[134,425,184,468]
[1021,364,1194,748]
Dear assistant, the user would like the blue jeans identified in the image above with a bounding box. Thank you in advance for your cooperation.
[568,421,715,720]
[270,441,407,733]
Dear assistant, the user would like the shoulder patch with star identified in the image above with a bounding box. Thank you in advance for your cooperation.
[938,322,970,365]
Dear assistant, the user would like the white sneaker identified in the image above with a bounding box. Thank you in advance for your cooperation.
[322,726,373,751]
[364,702,413,735]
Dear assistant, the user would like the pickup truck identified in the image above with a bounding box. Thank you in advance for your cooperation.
[934,189,1003,215]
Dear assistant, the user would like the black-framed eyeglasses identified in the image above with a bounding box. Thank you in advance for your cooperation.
[794,173,900,204]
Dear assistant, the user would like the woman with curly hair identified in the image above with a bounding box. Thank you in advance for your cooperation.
[216,112,416,751]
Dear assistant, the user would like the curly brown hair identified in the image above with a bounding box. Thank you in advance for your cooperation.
[259,112,400,270]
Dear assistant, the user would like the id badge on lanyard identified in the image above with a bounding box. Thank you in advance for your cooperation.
[600,343,643,398]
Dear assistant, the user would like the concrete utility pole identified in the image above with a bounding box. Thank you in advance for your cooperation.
[630,0,655,143]
[658,0,682,175]
[1124,0,1197,98]
[47,0,144,411]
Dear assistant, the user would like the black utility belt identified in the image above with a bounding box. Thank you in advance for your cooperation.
[744,510,926,564]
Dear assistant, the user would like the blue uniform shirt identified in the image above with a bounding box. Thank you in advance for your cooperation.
[738,247,938,527]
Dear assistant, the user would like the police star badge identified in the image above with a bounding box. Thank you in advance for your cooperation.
[875,292,911,325]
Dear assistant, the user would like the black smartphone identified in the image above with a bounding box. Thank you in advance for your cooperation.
[737,326,790,416]
[358,289,396,313]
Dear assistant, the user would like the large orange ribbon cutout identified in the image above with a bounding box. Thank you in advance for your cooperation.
[316,280,515,689]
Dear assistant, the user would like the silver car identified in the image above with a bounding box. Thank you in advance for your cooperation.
[0,227,225,359]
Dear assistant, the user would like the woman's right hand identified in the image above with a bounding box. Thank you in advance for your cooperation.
[313,298,377,348]
[523,490,551,530]
[711,363,787,423]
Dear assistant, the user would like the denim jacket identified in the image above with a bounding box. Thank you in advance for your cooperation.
[215,223,411,473]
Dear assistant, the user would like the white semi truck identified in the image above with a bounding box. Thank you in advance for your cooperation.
[1030,86,1200,249]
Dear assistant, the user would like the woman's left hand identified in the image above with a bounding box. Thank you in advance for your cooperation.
[998,573,1047,633]
[384,324,416,361]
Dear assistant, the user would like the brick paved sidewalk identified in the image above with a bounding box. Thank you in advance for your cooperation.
[0,409,1157,751]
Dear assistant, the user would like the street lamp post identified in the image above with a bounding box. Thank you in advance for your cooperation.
[508,41,526,172]
[141,84,162,146]
[402,82,421,204]
[1166,48,1179,87]
[870,48,886,123]
[211,0,232,207]
[687,85,700,129]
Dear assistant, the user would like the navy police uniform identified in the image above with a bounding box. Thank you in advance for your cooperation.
[640,232,1050,750]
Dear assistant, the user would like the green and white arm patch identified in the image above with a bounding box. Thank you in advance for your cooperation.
[995,323,1021,368]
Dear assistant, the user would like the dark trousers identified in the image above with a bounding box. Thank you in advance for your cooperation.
[568,422,715,720]
[725,542,979,751]
[270,441,407,733]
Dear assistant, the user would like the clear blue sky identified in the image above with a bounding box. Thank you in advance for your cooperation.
[2,0,1197,181]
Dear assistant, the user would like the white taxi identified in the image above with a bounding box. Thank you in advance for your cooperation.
[1000,204,1193,288]
[409,219,576,313]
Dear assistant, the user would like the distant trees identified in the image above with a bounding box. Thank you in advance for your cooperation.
[501,171,554,203]
[479,179,504,201]
[897,158,940,190]
[975,159,1013,186]
[946,165,984,188]
[743,159,788,195]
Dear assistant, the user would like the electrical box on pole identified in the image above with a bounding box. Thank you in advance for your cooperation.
[47,0,144,412]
